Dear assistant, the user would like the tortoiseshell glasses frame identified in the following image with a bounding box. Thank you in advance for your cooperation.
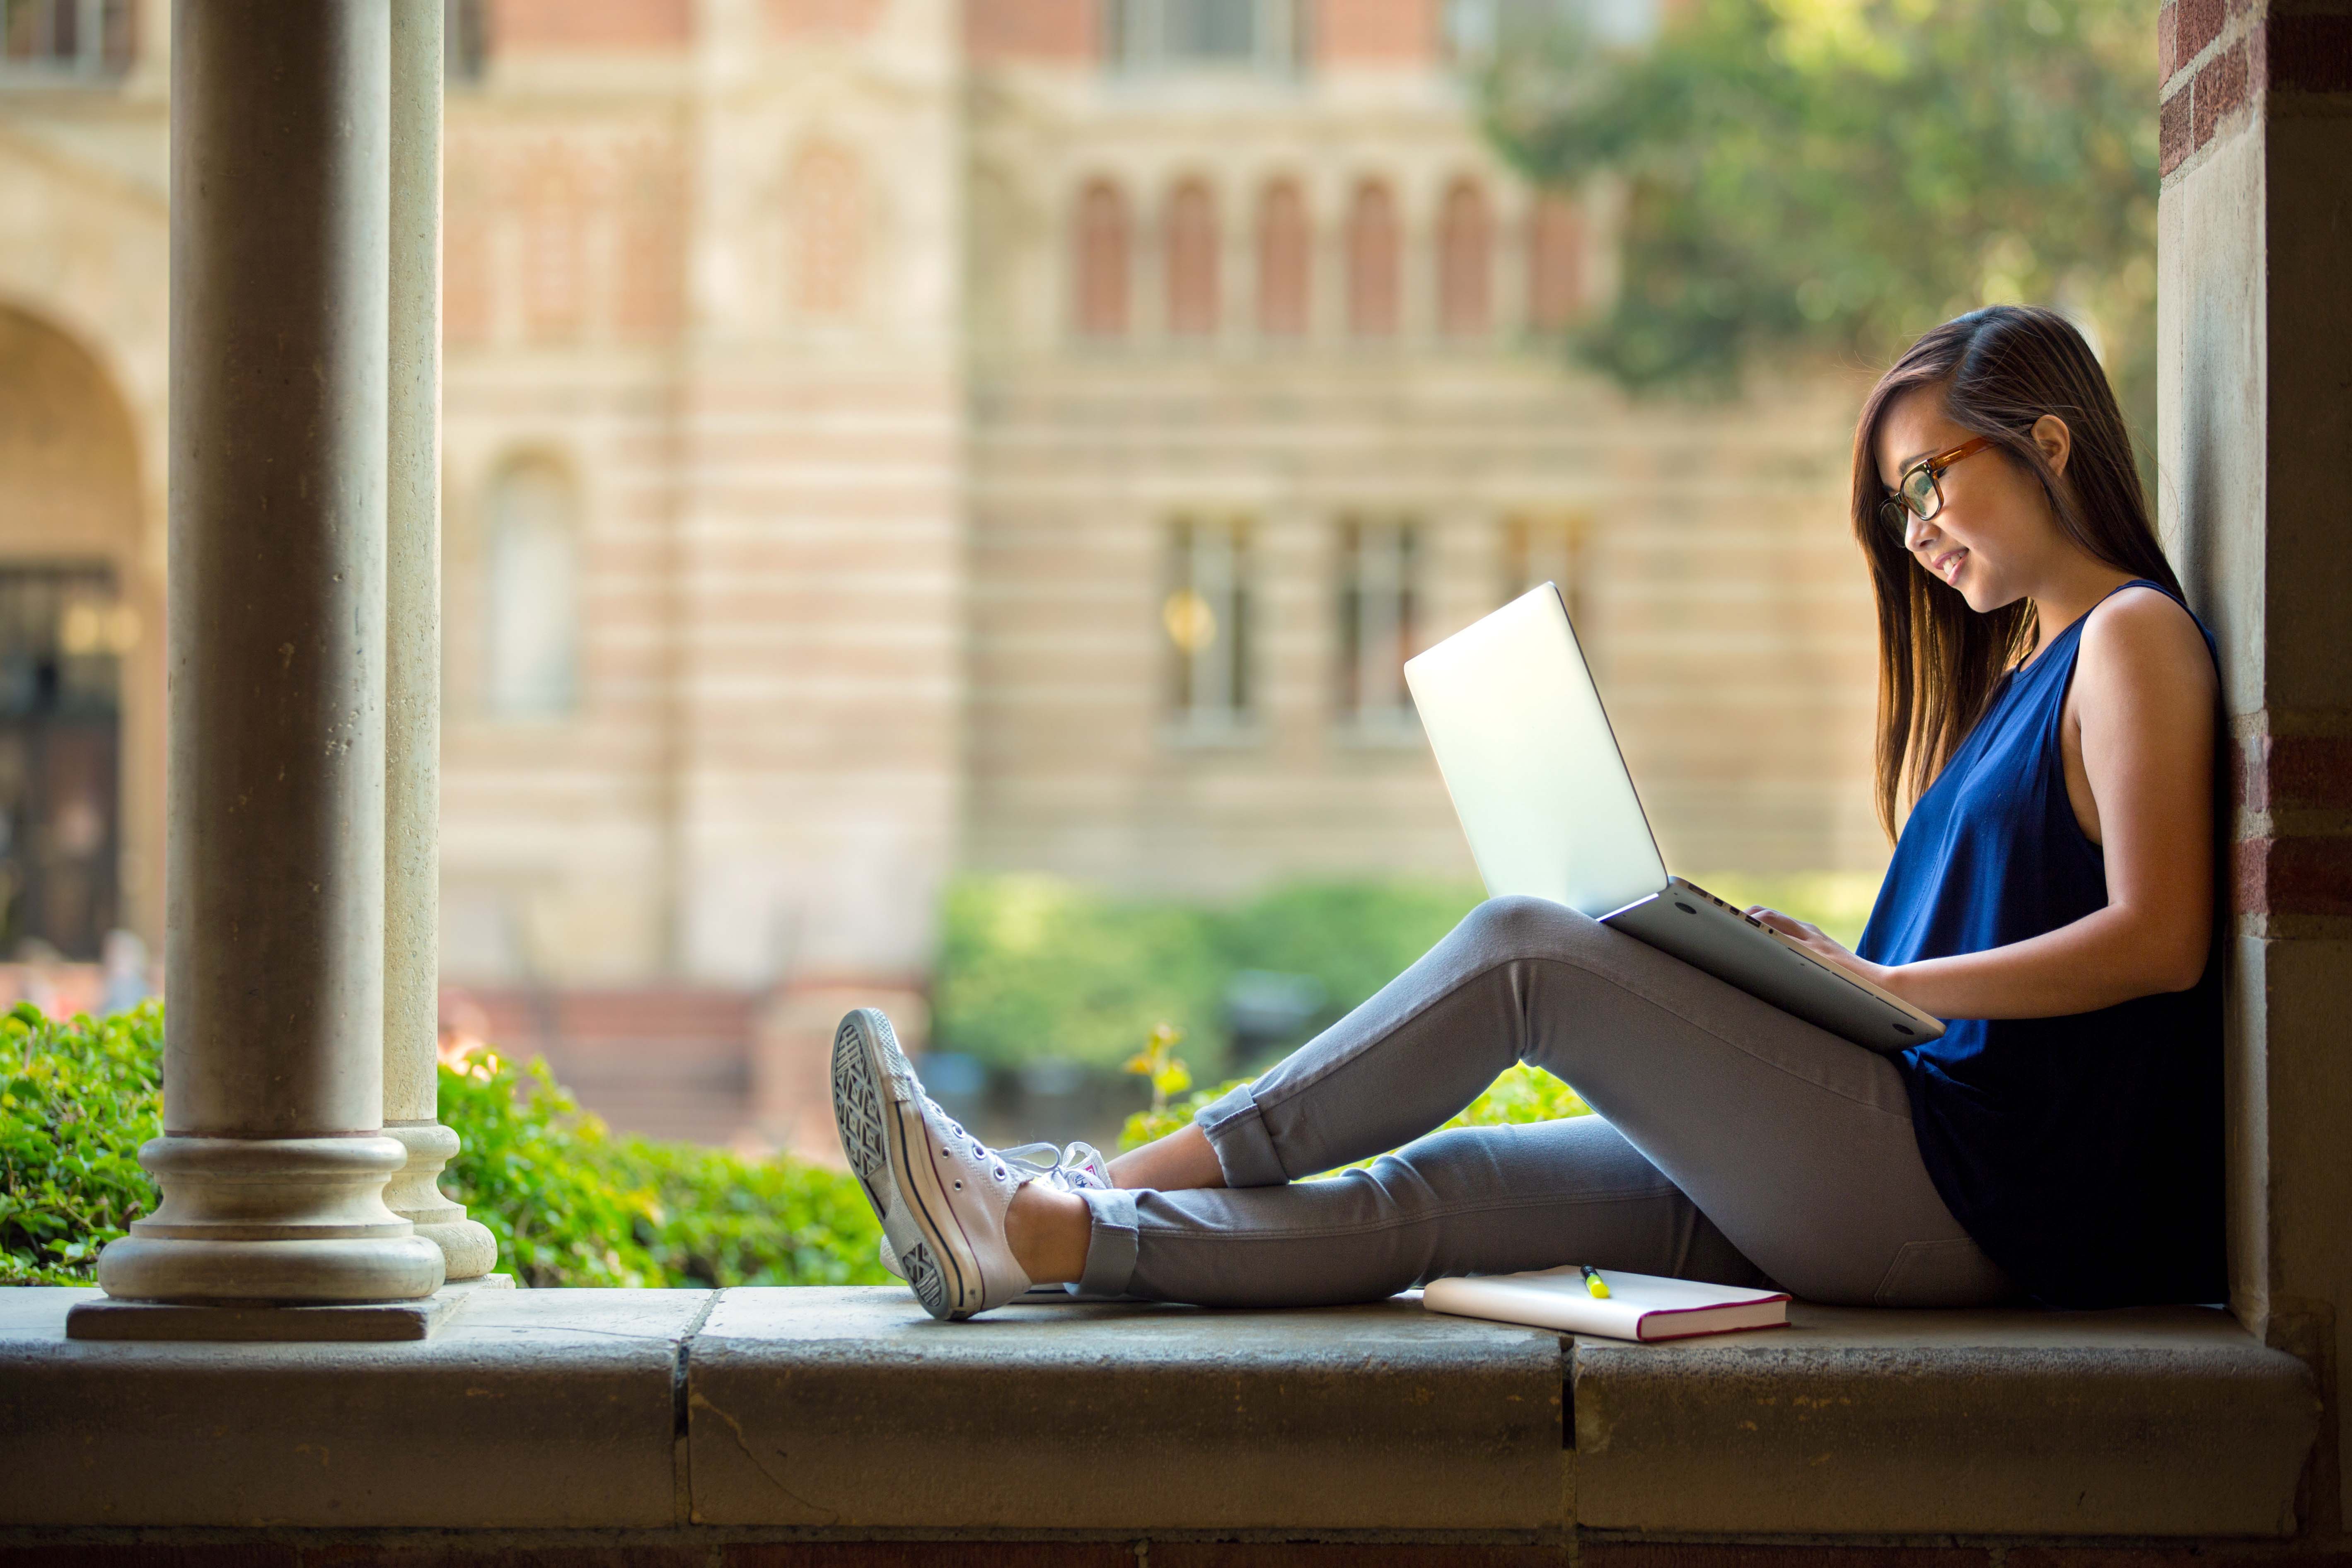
[1878,435,1996,539]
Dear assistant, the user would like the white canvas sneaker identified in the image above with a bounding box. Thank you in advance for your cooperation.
[873,1140,1111,1290]
[830,1007,1034,1319]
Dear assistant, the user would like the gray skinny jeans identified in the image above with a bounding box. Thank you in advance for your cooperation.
[1072,896,2016,1308]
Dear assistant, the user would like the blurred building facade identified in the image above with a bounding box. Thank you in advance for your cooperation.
[0,0,1878,1149]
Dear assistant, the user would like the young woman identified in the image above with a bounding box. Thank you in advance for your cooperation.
[831,304,2226,1321]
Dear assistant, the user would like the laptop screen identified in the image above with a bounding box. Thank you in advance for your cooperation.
[1403,584,1670,920]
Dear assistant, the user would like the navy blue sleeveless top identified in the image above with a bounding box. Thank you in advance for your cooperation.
[1857,581,2226,1308]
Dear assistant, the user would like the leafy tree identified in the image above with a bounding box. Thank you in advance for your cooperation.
[1481,0,2159,444]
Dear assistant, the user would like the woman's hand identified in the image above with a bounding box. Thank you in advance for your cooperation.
[1747,907,1905,996]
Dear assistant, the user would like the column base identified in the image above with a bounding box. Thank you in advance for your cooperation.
[65,1273,511,1342]
[384,1120,499,1280]
[67,1282,463,1342]
[95,1134,446,1305]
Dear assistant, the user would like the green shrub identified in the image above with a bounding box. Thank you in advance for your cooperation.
[1121,1061,1591,1163]
[935,874,1480,1073]
[0,1003,161,1284]
[1208,880,1484,1053]
[937,871,1883,1073]
[933,875,1228,1071]
[1,1004,888,1290]
[438,1049,889,1288]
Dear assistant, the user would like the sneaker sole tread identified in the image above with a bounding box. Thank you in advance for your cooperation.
[839,1008,987,1320]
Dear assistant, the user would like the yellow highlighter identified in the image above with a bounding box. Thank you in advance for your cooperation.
[1580,1265,1610,1299]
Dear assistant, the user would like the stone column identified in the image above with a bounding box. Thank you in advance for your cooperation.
[94,0,443,1306]
[2156,0,2352,1528]
[383,0,496,1280]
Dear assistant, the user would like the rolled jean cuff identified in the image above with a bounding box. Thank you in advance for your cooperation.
[1075,1186,1139,1298]
[1195,1079,1289,1188]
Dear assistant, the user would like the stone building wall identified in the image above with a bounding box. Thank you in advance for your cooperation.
[961,2,1881,898]
[0,0,1883,1147]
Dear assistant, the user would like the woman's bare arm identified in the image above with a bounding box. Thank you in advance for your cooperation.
[1755,587,2217,1020]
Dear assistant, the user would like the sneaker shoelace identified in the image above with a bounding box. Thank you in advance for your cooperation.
[998,1139,1111,1192]
[917,1089,1109,1194]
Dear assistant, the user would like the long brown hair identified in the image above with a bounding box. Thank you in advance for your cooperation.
[1852,305,2183,841]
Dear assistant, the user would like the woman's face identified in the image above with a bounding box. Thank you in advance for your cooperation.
[1874,385,2071,614]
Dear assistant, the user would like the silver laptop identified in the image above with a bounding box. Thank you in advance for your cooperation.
[1402,584,1942,1053]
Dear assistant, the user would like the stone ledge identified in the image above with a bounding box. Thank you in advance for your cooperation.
[0,1286,2322,1539]
[0,1285,704,1529]
[1571,1303,2321,1537]
[687,1288,1566,1531]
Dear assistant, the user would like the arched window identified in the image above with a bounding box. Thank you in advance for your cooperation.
[616,144,684,339]
[1075,179,1131,338]
[483,457,580,719]
[1345,179,1400,339]
[1164,179,1220,338]
[1528,193,1584,331]
[1436,177,1492,338]
[519,152,587,343]
[786,140,868,321]
[1255,178,1309,338]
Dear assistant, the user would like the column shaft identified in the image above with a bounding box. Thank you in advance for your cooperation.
[385,0,495,1279]
[96,0,442,1305]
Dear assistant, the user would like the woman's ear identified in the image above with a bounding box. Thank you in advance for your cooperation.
[2032,413,2073,478]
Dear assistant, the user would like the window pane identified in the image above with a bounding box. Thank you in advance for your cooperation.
[1504,515,1586,630]
[1339,518,1419,720]
[485,461,580,718]
[1166,518,1252,724]
[445,0,488,81]
[1109,0,1295,73]
[1167,0,1256,60]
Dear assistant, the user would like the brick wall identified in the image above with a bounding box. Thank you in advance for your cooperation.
[492,0,692,51]
[452,985,757,1144]
[2158,1,2352,174]
[1313,0,1443,63]
[2236,729,2352,924]
[767,0,886,41]
[966,0,1097,62]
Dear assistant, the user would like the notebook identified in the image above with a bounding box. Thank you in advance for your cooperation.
[1422,1266,1791,1342]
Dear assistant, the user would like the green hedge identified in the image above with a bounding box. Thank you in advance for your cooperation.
[935,875,1484,1073]
[1122,1061,1593,1160]
[937,871,1882,1073]
[1,1003,888,1289]
[436,1048,888,1288]
[0,1003,159,1284]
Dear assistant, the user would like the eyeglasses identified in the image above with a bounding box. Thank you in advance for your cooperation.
[1877,436,1995,539]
